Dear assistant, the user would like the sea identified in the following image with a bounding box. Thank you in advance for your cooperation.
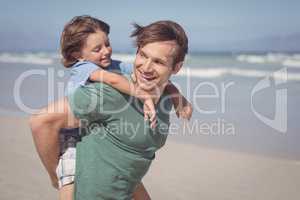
[0,51,299,160]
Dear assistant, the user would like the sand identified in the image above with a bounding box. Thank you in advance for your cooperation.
[1,117,299,200]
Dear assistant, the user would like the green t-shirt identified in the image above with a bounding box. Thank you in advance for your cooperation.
[69,80,172,200]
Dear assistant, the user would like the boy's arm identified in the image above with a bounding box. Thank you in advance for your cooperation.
[90,70,157,125]
[29,98,79,189]
[90,69,158,101]
[89,69,136,96]
[165,81,193,120]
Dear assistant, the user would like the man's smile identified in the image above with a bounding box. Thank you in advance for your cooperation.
[137,70,157,82]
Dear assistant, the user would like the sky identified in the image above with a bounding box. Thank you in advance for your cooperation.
[1,0,300,52]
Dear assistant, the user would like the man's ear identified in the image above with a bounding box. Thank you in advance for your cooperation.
[172,61,183,74]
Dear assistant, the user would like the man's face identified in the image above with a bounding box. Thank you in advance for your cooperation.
[79,30,112,68]
[133,41,182,91]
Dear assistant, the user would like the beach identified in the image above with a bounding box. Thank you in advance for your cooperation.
[1,116,299,200]
[1,0,300,198]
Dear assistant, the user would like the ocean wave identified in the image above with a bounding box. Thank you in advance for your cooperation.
[236,53,300,68]
[282,59,300,67]
[178,67,300,81]
[0,52,57,65]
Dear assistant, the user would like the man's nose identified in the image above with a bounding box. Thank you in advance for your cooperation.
[143,58,153,72]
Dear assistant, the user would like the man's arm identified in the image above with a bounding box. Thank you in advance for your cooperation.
[29,98,79,188]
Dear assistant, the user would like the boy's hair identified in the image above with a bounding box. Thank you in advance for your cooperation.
[60,15,110,67]
[130,20,188,65]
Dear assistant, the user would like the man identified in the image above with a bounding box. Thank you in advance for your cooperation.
[30,20,188,200]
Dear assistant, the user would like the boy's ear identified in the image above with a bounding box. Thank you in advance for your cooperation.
[172,61,183,74]
[72,52,82,61]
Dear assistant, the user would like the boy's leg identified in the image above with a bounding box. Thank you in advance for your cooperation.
[58,130,150,200]
[56,128,79,198]
[133,182,151,200]
[56,147,76,200]
[59,184,74,200]
[56,147,76,189]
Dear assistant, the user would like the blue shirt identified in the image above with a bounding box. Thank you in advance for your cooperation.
[66,60,133,95]
[59,59,134,145]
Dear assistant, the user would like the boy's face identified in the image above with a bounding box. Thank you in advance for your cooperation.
[79,30,112,68]
[134,40,182,91]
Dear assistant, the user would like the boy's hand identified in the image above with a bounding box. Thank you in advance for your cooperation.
[176,101,193,120]
[143,99,157,129]
[165,81,193,120]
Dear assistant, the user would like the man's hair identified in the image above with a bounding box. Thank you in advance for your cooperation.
[131,20,188,65]
[60,15,110,67]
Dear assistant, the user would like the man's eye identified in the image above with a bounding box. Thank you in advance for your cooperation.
[140,52,146,58]
[93,48,100,52]
[155,60,163,65]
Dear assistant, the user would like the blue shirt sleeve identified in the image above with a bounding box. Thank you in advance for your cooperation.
[66,61,100,95]
[106,60,133,75]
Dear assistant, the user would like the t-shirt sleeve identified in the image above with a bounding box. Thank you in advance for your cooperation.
[68,83,115,123]
[69,62,100,86]
[118,62,133,75]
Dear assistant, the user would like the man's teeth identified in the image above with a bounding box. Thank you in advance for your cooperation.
[138,70,155,81]
[142,75,155,81]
